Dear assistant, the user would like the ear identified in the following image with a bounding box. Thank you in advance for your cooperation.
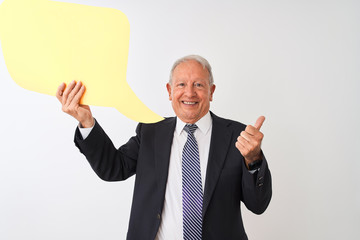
[209,84,216,101]
[166,83,172,101]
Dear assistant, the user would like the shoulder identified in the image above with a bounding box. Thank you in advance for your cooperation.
[135,116,176,133]
[210,111,246,131]
[139,116,176,128]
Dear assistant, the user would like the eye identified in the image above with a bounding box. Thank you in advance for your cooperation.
[177,83,185,87]
[194,83,203,88]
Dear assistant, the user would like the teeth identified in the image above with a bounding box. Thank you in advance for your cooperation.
[183,101,196,105]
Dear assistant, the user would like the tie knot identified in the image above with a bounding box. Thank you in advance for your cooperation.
[184,124,198,134]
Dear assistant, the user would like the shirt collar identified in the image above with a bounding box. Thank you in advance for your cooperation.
[175,111,212,136]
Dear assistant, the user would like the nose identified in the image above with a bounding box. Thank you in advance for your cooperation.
[184,84,196,97]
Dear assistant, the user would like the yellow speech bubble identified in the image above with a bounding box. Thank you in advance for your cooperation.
[0,0,164,123]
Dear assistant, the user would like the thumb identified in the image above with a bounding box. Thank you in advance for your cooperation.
[254,116,265,130]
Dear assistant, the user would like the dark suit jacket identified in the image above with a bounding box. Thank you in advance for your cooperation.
[74,112,272,240]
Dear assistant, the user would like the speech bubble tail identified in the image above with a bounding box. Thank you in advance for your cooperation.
[110,83,164,124]
[114,102,164,124]
[114,105,164,124]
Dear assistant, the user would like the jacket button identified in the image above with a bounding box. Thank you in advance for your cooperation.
[257,183,264,187]
[157,214,161,219]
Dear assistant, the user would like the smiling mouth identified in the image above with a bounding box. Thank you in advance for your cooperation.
[182,101,198,105]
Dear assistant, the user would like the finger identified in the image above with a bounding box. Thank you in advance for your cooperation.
[245,125,257,135]
[237,136,250,150]
[254,116,265,130]
[235,138,250,155]
[56,82,66,101]
[240,131,251,142]
[71,84,86,107]
[238,134,257,150]
[235,141,244,152]
[62,80,76,104]
[65,81,82,106]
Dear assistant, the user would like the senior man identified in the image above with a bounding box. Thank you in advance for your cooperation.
[56,55,272,240]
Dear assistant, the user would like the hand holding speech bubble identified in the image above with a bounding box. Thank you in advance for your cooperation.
[0,0,164,123]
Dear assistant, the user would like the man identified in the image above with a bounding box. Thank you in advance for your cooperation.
[56,55,272,240]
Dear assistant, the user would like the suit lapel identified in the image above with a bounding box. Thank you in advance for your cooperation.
[154,117,176,204]
[202,113,232,218]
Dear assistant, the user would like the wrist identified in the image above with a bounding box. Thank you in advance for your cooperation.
[245,152,263,170]
[247,159,263,171]
[80,117,95,128]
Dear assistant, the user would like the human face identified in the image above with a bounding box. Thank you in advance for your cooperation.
[166,60,216,124]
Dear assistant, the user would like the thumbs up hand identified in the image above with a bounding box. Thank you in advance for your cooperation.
[235,116,265,168]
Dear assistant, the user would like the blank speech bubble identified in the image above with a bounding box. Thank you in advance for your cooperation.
[0,0,164,123]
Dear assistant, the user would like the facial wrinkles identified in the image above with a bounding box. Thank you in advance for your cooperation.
[168,60,213,123]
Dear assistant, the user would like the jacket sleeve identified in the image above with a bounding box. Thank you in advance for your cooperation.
[241,153,272,215]
[74,119,141,181]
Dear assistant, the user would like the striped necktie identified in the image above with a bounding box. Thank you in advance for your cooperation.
[182,124,203,240]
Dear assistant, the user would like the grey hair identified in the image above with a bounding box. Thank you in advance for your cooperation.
[169,55,214,85]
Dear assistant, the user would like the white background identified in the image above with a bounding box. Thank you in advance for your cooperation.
[1,0,359,239]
